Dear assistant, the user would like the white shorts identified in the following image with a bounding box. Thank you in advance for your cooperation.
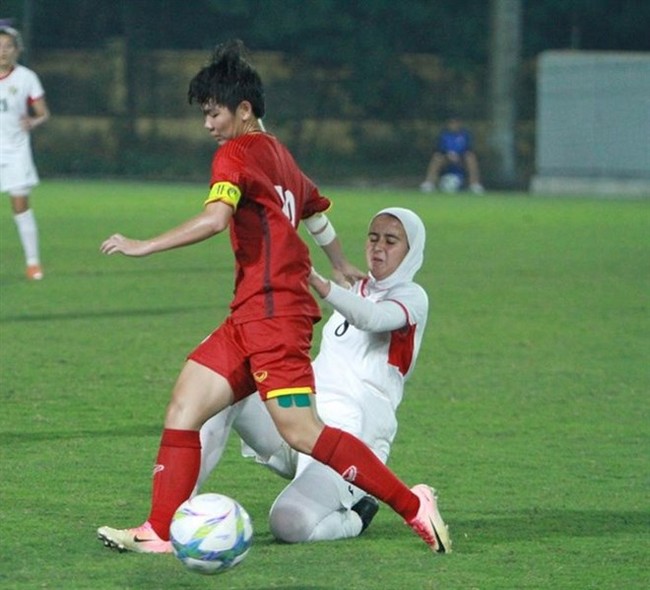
[0,146,39,195]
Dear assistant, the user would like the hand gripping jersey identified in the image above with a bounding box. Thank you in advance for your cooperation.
[205,132,330,324]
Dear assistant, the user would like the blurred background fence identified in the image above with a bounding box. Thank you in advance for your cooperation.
[3,0,649,190]
[30,42,537,186]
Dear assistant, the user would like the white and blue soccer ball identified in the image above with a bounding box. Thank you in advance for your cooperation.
[170,493,253,575]
[439,172,463,193]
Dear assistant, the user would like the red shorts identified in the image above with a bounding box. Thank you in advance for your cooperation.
[188,315,315,402]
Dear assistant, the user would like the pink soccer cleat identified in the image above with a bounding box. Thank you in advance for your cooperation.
[406,484,452,553]
[97,521,172,554]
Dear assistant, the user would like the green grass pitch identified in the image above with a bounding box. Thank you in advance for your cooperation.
[1,180,648,589]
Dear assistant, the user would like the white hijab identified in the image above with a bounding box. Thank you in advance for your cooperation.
[368,207,426,290]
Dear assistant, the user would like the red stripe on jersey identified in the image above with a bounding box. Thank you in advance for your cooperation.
[256,202,275,317]
[385,298,415,376]
[388,321,416,376]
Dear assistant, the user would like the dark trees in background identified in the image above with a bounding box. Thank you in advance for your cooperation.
[3,0,648,183]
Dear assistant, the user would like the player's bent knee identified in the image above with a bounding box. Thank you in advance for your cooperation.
[275,428,313,454]
[269,502,315,543]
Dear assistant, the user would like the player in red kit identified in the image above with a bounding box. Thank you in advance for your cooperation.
[97,39,450,555]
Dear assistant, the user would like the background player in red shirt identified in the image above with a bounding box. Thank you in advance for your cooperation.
[98,39,450,555]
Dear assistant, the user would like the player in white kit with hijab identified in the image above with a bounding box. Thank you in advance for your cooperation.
[198,206,446,546]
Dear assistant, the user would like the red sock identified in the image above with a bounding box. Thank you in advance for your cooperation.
[311,426,420,521]
[147,428,201,540]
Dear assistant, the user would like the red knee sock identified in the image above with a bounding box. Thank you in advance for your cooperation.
[147,428,201,540]
[311,426,420,521]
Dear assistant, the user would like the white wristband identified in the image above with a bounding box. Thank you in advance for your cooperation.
[304,213,336,246]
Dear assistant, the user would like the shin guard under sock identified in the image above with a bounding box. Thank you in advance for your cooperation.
[311,426,419,521]
[148,428,201,540]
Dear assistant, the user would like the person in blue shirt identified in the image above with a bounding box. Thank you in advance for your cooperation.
[420,116,484,194]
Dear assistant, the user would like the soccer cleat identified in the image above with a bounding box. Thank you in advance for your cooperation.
[470,183,485,195]
[351,495,379,534]
[26,264,43,280]
[419,181,435,193]
[406,484,452,553]
[97,521,172,554]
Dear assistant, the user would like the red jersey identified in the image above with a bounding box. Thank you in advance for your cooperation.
[206,132,330,324]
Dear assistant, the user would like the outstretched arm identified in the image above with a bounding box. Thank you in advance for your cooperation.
[309,268,408,332]
[100,200,233,257]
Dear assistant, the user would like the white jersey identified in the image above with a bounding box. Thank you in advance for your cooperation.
[312,278,428,460]
[0,65,44,156]
[0,65,44,170]
[316,278,427,408]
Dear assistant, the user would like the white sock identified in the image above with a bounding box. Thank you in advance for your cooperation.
[13,209,40,266]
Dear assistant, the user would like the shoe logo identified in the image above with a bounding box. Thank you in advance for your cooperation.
[342,465,358,482]
[254,370,268,383]
[133,535,150,544]
[430,521,447,552]
[152,464,165,475]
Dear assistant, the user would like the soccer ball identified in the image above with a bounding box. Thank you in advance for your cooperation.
[439,173,462,193]
[170,493,253,575]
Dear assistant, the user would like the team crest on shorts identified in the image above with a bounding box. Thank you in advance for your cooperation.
[253,370,268,383]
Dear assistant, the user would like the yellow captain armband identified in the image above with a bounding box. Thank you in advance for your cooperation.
[205,181,242,209]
